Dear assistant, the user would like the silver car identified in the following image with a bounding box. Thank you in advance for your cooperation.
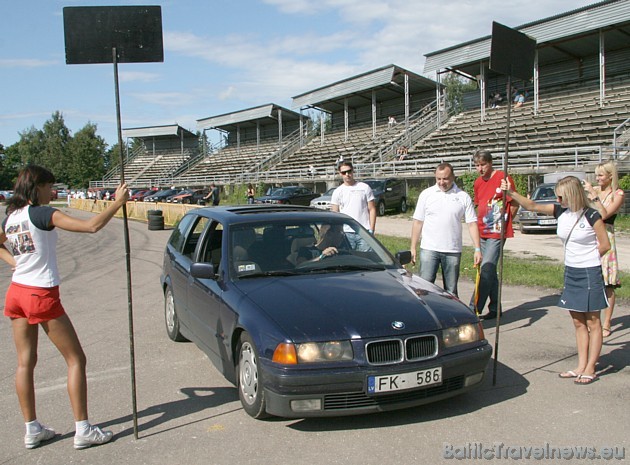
[517,183,558,233]
[309,187,337,210]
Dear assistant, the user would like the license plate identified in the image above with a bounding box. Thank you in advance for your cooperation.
[367,367,442,394]
[538,219,557,225]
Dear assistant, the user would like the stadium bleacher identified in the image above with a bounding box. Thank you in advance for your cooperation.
[91,1,630,190]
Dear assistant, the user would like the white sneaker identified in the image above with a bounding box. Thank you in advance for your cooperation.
[73,425,113,450]
[24,425,56,449]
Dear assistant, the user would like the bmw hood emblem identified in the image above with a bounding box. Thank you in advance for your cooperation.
[391,321,405,330]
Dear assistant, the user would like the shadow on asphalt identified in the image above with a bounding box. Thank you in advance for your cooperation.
[97,387,240,441]
[479,293,560,332]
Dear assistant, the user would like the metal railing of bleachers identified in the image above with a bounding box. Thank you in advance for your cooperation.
[247,127,306,174]
[210,144,608,185]
[99,144,146,182]
[351,97,451,164]
[613,117,630,158]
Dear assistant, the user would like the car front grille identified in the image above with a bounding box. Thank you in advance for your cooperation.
[366,335,437,365]
[323,375,465,410]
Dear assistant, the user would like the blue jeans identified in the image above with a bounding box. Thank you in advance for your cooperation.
[471,238,504,314]
[419,249,461,296]
[346,232,370,252]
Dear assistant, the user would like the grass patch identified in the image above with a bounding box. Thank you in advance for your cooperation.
[377,234,630,300]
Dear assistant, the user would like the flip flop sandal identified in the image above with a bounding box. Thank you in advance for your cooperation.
[558,370,580,379]
[574,374,598,385]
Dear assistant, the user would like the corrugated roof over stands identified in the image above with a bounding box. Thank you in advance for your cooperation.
[122,124,196,139]
[424,0,630,75]
[196,104,303,132]
[292,64,439,113]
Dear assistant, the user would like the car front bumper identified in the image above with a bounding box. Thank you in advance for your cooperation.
[262,342,492,418]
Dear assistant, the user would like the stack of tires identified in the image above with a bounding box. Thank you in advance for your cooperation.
[147,210,164,231]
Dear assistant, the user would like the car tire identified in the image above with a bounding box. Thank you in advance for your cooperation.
[399,197,408,213]
[164,286,187,342]
[377,200,386,217]
[237,332,269,419]
[148,216,165,230]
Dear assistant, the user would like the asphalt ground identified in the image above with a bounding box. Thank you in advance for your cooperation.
[0,207,628,465]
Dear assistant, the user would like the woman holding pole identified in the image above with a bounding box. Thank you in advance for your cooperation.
[501,176,609,385]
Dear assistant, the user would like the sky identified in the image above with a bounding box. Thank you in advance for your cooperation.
[0,0,598,149]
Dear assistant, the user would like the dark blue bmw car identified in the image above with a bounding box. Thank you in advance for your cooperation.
[160,205,491,419]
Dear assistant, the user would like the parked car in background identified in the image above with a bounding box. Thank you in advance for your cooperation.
[167,189,194,203]
[170,189,209,204]
[130,189,152,201]
[144,189,179,203]
[54,189,69,200]
[160,205,491,419]
[365,178,408,216]
[255,186,319,205]
[516,183,558,234]
[309,187,338,210]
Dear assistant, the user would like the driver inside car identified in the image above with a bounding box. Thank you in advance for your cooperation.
[296,224,347,264]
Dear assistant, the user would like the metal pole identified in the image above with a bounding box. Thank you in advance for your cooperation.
[493,74,512,386]
[113,47,139,439]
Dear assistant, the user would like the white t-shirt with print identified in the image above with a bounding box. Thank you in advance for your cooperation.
[331,182,374,230]
[3,206,59,287]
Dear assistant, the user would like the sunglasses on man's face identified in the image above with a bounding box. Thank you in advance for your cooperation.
[340,170,353,175]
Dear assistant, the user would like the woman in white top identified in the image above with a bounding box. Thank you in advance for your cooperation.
[502,176,610,385]
[1,165,129,449]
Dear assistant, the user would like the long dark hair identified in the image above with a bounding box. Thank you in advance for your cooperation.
[5,165,56,215]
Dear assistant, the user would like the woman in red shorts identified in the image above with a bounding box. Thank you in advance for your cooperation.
[0,165,129,450]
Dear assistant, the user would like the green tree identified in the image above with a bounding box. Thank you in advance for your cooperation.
[66,123,107,187]
[11,126,45,167]
[40,112,71,182]
[442,72,477,114]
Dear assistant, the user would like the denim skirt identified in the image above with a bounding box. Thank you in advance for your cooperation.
[558,265,608,312]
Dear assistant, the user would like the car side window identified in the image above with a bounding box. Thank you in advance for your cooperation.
[198,222,224,270]
[168,214,196,253]
[182,217,209,259]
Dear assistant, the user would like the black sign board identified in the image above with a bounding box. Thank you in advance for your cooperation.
[490,21,536,81]
[63,6,163,64]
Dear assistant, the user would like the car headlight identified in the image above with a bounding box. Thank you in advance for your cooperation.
[272,341,353,364]
[442,324,481,348]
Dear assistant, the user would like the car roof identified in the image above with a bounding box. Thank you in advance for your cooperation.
[183,205,343,226]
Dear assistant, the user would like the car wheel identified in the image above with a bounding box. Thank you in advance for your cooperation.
[377,200,386,217]
[164,286,187,342]
[237,332,268,419]
[399,197,408,213]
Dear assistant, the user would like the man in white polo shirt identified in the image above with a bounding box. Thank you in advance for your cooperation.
[410,163,482,296]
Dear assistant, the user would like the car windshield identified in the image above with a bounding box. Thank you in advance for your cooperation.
[532,185,556,201]
[365,180,384,190]
[230,217,396,279]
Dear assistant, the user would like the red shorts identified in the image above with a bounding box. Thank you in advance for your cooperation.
[4,282,65,324]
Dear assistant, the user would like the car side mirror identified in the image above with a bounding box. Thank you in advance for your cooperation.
[190,262,217,280]
[395,250,412,266]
